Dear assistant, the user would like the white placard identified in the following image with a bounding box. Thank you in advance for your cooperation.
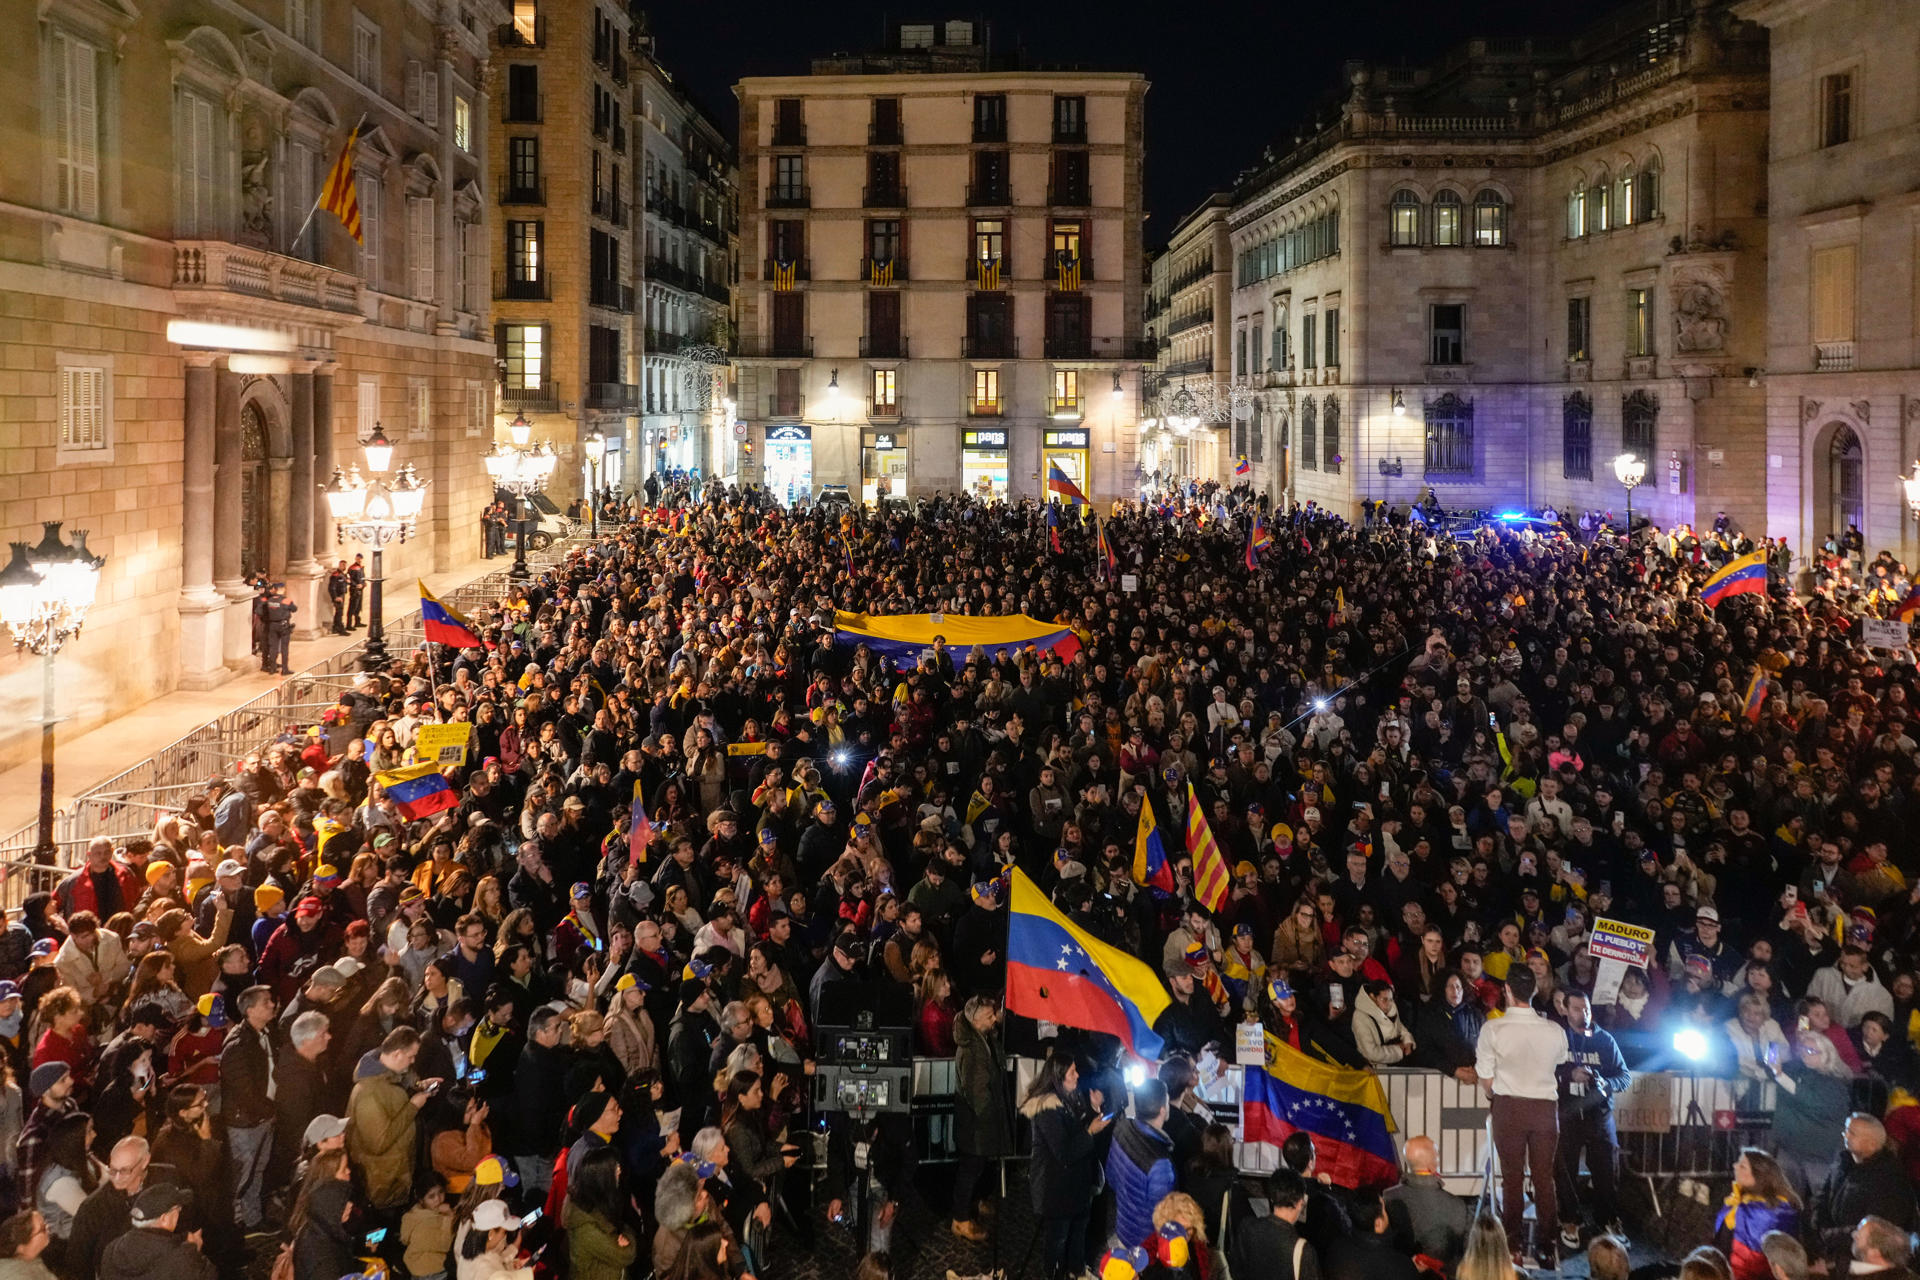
[1120,574,1139,593]
[1235,1022,1266,1066]
[1592,957,1628,1006]
[1863,619,1908,649]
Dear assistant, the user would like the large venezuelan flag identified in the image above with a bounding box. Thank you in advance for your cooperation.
[418,580,482,648]
[1242,1032,1399,1188]
[1047,463,1090,507]
[833,611,1081,662]
[1007,867,1170,1058]
[1699,551,1769,607]
[374,762,458,820]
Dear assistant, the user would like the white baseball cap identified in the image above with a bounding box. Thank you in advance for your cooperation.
[471,1200,523,1233]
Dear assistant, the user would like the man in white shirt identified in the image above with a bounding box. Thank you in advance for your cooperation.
[1475,967,1569,1265]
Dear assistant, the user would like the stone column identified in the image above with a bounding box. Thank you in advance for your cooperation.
[435,42,458,336]
[288,363,325,639]
[212,364,255,671]
[177,355,228,689]
[312,362,337,558]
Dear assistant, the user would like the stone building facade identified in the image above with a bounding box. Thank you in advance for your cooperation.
[0,0,499,769]
[1226,2,1771,532]
[733,21,1149,505]
[1141,194,1231,486]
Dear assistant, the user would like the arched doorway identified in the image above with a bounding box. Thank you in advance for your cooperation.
[1825,422,1863,542]
[241,402,269,578]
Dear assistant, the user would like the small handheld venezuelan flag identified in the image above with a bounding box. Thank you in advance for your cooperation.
[1234,456,1251,477]
[1245,515,1272,571]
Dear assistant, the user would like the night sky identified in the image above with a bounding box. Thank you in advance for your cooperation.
[641,0,1616,243]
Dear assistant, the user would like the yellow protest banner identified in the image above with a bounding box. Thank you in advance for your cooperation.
[414,722,473,767]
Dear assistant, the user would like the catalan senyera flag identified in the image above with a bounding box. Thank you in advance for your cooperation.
[1185,783,1231,912]
[1006,867,1170,1058]
[1700,550,1769,607]
[1047,462,1090,507]
[374,762,458,820]
[418,581,482,649]
[1245,516,1272,572]
[320,126,364,245]
[1234,456,1251,477]
[1132,798,1175,894]
[772,259,797,291]
[629,779,655,864]
[1242,1032,1399,1188]
[1895,580,1920,623]
[1742,669,1768,724]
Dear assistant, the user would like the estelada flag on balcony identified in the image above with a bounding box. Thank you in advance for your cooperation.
[869,258,894,286]
[1699,549,1769,607]
[374,762,458,820]
[832,610,1080,662]
[1234,456,1251,477]
[1056,250,1081,292]
[320,126,363,245]
[1185,782,1232,912]
[1006,866,1169,1058]
[417,581,482,649]
[976,255,1001,290]
[1132,797,1174,894]
[771,259,796,291]
[1047,462,1089,507]
[1242,1031,1399,1188]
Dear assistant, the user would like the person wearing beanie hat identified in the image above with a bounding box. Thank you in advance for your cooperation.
[16,1061,77,1204]
[249,883,287,959]
[101,1182,214,1280]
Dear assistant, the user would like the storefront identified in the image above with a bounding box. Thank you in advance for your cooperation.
[764,423,813,507]
[861,430,909,505]
[1042,427,1091,497]
[962,427,1009,501]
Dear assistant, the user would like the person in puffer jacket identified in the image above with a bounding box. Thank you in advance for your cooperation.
[1352,980,1415,1067]
[1716,1149,1803,1280]
[1105,1078,1175,1249]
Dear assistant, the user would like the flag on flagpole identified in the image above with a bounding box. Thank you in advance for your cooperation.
[1700,550,1770,607]
[629,779,655,863]
[1245,516,1272,571]
[1097,518,1117,579]
[1046,462,1090,507]
[1742,669,1768,723]
[418,581,482,649]
[1046,503,1063,554]
[1006,867,1170,1057]
[319,126,364,244]
[1185,783,1231,912]
[1132,798,1175,894]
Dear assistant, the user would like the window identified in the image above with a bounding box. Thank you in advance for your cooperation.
[1636,158,1661,222]
[287,142,317,260]
[288,0,313,45]
[1250,403,1264,462]
[1322,397,1341,474]
[56,355,110,460]
[772,98,803,145]
[359,173,382,286]
[1051,150,1090,205]
[872,368,896,411]
[1562,392,1592,480]
[1622,390,1657,456]
[1590,172,1611,233]
[466,380,486,437]
[1389,190,1421,246]
[408,196,435,302]
[506,65,539,122]
[353,15,380,91]
[972,150,1008,202]
[773,154,805,201]
[973,368,999,413]
[508,219,541,281]
[510,0,537,43]
[357,376,379,441]
[973,93,1007,141]
[177,91,222,238]
[501,324,544,389]
[769,218,804,264]
[1821,72,1853,148]
[1250,322,1263,375]
[509,137,539,196]
[1428,304,1464,365]
[1424,392,1473,475]
[407,377,430,441]
[898,23,933,48]
[1272,305,1288,368]
[1432,190,1463,247]
[1615,170,1635,227]
[1050,220,1083,267]
[49,30,102,220]
[1812,243,1858,344]
[1567,185,1586,239]
[1472,191,1507,246]
[871,97,902,144]
[868,218,902,264]
[1626,288,1652,357]
[1566,296,1591,362]
[1053,95,1086,142]
[974,218,1004,268]
[1300,398,1317,470]
[1323,308,1340,368]
[1301,312,1316,369]
[1235,329,1246,377]
[454,96,471,152]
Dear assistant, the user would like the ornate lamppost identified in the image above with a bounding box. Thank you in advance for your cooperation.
[1613,452,1647,535]
[485,414,557,581]
[583,429,606,536]
[325,426,427,671]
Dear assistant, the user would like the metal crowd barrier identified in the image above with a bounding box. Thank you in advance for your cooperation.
[0,537,582,873]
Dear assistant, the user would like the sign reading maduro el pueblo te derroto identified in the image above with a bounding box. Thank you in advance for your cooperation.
[1588,917,1654,966]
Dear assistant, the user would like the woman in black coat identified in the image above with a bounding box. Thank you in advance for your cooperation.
[291,1175,360,1280]
[951,997,1012,1239]
[1017,1049,1112,1280]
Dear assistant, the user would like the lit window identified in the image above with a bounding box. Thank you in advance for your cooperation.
[872,369,896,410]
[1472,191,1507,246]
[1389,190,1421,246]
[1431,191,1463,247]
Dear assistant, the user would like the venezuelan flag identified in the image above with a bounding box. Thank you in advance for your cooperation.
[1185,783,1231,912]
[1046,502,1063,554]
[1242,1032,1399,1187]
[374,762,458,820]
[1245,517,1272,571]
[1007,867,1169,1057]
[833,610,1080,662]
[1234,456,1251,477]
[1097,518,1117,578]
[1896,580,1920,623]
[1699,550,1769,607]
[418,581,482,649]
[1047,462,1090,507]
[630,779,655,863]
[1742,669,1768,724]
[1133,798,1174,894]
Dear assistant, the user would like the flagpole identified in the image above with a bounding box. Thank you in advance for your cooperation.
[287,112,368,255]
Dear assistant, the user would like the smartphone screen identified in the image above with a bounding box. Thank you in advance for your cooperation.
[521,1207,542,1227]
[366,1229,388,1245]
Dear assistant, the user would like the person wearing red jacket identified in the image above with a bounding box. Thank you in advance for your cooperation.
[256,897,343,1004]
[54,838,141,922]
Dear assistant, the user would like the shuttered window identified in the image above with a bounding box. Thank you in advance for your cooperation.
[178,92,221,237]
[50,31,101,219]
[1812,244,1857,343]
[408,196,435,301]
[60,365,108,450]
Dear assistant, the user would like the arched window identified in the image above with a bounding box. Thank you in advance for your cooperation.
[1562,392,1592,479]
[1589,170,1611,232]
[1322,396,1341,474]
[1622,389,1658,456]
[1567,184,1586,239]
[1300,397,1317,471]
[1389,190,1422,246]
[1432,190,1463,247]
[1423,392,1473,475]
[1472,190,1508,246]
[1615,168,1635,227]
[1636,157,1661,222]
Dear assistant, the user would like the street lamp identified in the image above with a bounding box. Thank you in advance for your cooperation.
[1902,462,1920,519]
[1391,388,1406,416]
[1613,452,1647,535]
[583,430,606,536]
[325,425,427,671]
[485,416,558,581]
[0,522,105,875]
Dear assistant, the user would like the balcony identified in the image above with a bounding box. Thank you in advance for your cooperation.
[586,382,639,411]
[862,256,909,285]
[765,185,810,210]
[772,120,807,146]
[863,185,908,209]
[701,277,731,304]
[869,121,903,145]
[1165,309,1213,337]
[496,275,550,301]
[591,194,627,226]
[966,182,1010,207]
[499,382,560,411]
[968,399,1003,417]
[592,117,609,142]
[694,215,725,246]
[868,396,902,421]
[1815,340,1856,372]
[968,254,1010,287]
[611,121,627,154]
[498,17,546,47]
[592,35,612,69]
[504,94,543,124]
[762,257,811,283]
[973,119,1007,143]
[1163,356,1213,377]
[1047,398,1084,420]
[500,180,545,205]
[736,335,814,359]
[963,336,1019,359]
[646,329,683,354]
[1053,121,1088,144]
[1050,335,1154,361]
[174,241,364,316]
[1050,184,1091,207]
[768,394,805,418]
[860,335,909,359]
[589,280,634,312]
[1051,256,1094,286]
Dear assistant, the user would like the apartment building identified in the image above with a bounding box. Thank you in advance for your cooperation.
[734,20,1149,505]
[1227,1,1770,531]
[1142,193,1233,485]
[489,0,635,503]
[0,0,499,769]
[633,24,738,483]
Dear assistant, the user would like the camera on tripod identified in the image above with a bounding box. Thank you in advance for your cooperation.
[813,985,913,1117]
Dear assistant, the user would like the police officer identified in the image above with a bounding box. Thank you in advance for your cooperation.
[347,555,366,629]
[263,584,298,675]
[327,561,349,635]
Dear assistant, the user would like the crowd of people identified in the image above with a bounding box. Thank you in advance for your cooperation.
[0,480,1913,1280]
